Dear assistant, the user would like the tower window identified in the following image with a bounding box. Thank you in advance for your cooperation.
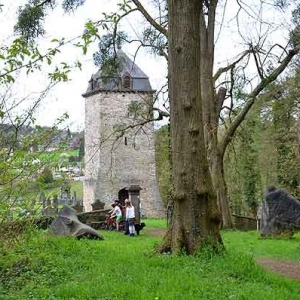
[122,74,132,89]
[124,137,128,145]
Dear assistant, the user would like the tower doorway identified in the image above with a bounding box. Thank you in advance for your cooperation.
[118,188,129,206]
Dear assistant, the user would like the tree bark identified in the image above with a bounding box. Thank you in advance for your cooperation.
[298,110,300,159]
[210,148,233,228]
[157,0,222,255]
[131,0,300,232]
[199,1,233,229]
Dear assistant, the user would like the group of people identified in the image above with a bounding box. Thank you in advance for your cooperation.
[108,198,136,236]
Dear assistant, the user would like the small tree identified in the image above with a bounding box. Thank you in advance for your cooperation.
[37,166,54,184]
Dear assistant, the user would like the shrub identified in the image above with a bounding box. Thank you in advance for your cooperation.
[37,167,54,184]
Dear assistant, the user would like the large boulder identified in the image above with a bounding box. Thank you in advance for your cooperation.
[50,205,104,240]
[260,187,300,236]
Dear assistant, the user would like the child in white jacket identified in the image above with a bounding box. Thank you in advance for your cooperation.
[125,200,135,237]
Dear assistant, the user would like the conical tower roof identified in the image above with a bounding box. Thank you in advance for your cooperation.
[83,50,154,97]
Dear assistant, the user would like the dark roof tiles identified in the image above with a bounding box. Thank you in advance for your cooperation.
[84,50,154,95]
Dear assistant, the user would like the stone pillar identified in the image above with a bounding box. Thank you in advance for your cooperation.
[72,201,84,213]
[91,199,105,211]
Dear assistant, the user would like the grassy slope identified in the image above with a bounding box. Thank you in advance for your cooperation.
[43,180,83,200]
[37,150,79,162]
[39,149,83,199]
[0,221,299,300]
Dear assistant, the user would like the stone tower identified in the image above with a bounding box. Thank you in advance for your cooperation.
[82,51,164,217]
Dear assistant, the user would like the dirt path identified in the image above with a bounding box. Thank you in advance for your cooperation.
[257,258,300,281]
[146,228,300,281]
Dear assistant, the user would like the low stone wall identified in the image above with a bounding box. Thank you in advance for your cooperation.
[232,214,259,231]
[77,209,110,227]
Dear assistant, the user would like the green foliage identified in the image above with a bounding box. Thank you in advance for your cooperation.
[225,106,262,216]
[0,36,72,87]
[290,26,300,47]
[15,1,49,41]
[93,32,127,81]
[142,26,168,57]
[14,0,87,41]
[37,167,54,185]
[272,94,300,195]
[48,64,71,82]
[74,21,100,55]
[225,69,300,214]
[1,224,300,299]
[62,0,86,12]
[0,117,71,223]
[0,38,35,84]
[0,0,137,227]
[237,113,263,216]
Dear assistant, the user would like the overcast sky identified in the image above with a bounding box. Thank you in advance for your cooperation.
[0,0,293,131]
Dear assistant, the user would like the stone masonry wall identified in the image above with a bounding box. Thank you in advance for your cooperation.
[84,91,165,218]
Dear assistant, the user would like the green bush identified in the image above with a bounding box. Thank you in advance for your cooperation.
[37,167,54,184]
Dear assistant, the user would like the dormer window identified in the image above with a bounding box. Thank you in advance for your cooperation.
[122,73,132,89]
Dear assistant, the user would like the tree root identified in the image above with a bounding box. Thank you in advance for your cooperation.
[156,229,172,254]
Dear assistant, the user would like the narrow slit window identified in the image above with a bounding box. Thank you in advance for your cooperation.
[124,137,128,145]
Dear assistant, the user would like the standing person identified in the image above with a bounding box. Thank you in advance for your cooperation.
[125,199,135,237]
[124,199,130,235]
[110,202,122,231]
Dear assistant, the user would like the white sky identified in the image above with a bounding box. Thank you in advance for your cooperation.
[0,0,294,131]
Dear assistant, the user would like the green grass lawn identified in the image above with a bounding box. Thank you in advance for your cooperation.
[222,230,300,261]
[42,180,83,200]
[0,221,299,300]
[69,180,83,200]
[37,150,79,163]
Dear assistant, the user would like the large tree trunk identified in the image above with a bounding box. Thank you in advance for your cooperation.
[158,0,222,255]
[210,149,233,228]
[198,1,233,229]
[298,110,300,159]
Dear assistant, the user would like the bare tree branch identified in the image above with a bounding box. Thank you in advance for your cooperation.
[251,45,264,79]
[111,8,139,56]
[215,0,228,45]
[35,0,52,8]
[213,50,251,81]
[121,36,168,61]
[131,0,168,37]
[219,43,300,155]
[215,87,227,122]
[153,107,169,118]
[262,43,289,65]
[228,67,235,121]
